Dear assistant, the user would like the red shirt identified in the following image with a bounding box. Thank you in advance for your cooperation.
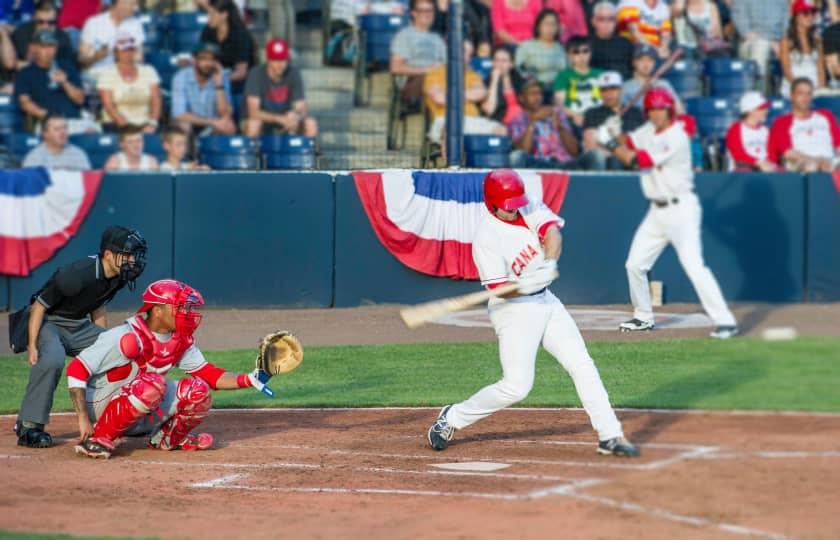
[726,120,769,170]
[767,109,840,164]
[58,0,101,30]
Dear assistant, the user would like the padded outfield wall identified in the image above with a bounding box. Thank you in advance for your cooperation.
[2,171,838,310]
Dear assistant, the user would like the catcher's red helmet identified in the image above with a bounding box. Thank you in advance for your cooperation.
[643,87,676,116]
[483,169,529,213]
[138,279,205,335]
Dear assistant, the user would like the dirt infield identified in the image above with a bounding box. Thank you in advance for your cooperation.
[1,408,839,540]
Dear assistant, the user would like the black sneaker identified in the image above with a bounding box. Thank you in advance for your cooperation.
[17,427,53,448]
[427,405,455,451]
[597,436,639,457]
[619,318,655,332]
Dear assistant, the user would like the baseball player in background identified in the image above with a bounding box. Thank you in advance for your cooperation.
[427,170,638,458]
[68,279,275,459]
[597,87,739,339]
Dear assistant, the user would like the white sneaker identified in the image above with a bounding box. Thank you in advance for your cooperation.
[710,325,739,339]
[619,318,655,332]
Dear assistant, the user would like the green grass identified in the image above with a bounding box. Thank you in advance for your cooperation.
[1,337,839,413]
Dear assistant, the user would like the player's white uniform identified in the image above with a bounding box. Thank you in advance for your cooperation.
[444,202,624,442]
[625,121,736,326]
[68,318,209,433]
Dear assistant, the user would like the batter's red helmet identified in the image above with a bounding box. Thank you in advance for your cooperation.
[643,87,676,117]
[484,169,529,213]
[138,279,205,335]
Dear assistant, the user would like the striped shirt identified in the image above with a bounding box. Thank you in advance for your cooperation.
[616,0,672,47]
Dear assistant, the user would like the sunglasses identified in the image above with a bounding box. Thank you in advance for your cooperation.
[35,18,56,24]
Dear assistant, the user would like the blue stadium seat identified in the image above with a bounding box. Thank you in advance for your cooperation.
[69,133,119,169]
[464,135,511,168]
[167,11,209,54]
[0,94,23,136]
[813,96,840,121]
[662,59,702,98]
[143,134,165,161]
[6,132,40,164]
[146,51,179,93]
[470,57,493,81]
[766,98,790,125]
[137,12,163,52]
[198,135,258,170]
[704,58,758,99]
[358,14,406,65]
[261,135,315,169]
[202,153,259,170]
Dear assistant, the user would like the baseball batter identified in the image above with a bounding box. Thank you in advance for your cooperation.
[427,169,638,457]
[597,87,738,338]
[68,279,276,458]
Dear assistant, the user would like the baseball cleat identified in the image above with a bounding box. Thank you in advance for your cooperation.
[619,318,655,332]
[150,432,214,451]
[710,325,739,339]
[427,405,455,451]
[74,438,114,459]
[597,437,639,457]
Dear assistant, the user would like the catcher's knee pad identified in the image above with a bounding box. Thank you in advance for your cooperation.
[92,372,166,444]
[174,377,212,415]
[125,371,167,413]
[152,378,212,450]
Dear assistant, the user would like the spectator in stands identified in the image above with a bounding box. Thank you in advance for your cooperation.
[491,0,543,46]
[553,35,602,128]
[589,2,634,80]
[201,0,254,93]
[97,33,160,133]
[243,38,318,138]
[22,113,91,170]
[581,71,644,169]
[0,26,17,93]
[482,46,524,126]
[725,91,776,172]
[672,0,725,58]
[14,30,84,127]
[616,0,672,58]
[423,39,506,144]
[104,124,159,170]
[515,9,567,89]
[171,41,236,136]
[160,125,207,171]
[622,44,684,113]
[544,0,588,42]
[731,0,788,94]
[432,0,491,44]
[389,0,446,108]
[824,15,840,84]
[58,0,102,50]
[768,77,840,171]
[779,0,827,97]
[509,77,590,168]
[12,1,74,68]
[78,0,144,83]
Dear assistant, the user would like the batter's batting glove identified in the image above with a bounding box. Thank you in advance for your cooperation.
[247,368,275,398]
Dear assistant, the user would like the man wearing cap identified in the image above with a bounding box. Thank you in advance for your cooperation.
[14,28,84,127]
[243,38,318,139]
[621,43,683,113]
[171,41,236,137]
[10,226,147,449]
[12,0,75,68]
[582,70,644,169]
[78,0,144,82]
[725,91,776,172]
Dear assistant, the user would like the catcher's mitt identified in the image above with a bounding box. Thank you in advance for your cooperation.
[257,331,304,375]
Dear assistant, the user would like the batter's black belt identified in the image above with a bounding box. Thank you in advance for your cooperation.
[650,197,680,208]
[524,287,547,296]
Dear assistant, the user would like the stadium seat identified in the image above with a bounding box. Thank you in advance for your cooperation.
[137,12,163,53]
[260,135,316,169]
[198,135,258,170]
[143,134,166,162]
[464,135,511,168]
[146,51,179,93]
[662,59,702,99]
[0,94,23,137]
[69,133,119,169]
[354,14,408,106]
[813,95,840,121]
[5,132,40,164]
[167,11,209,54]
[704,58,758,99]
[766,98,790,125]
[470,57,493,81]
[202,153,259,170]
[685,97,738,139]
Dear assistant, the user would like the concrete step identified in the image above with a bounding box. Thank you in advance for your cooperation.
[301,67,354,91]
[314,108,389,133]
[320,131,388,151]
[296,49,324,69]
[306,88,354,109]
[319,150,420,170]
[296,27,324,51]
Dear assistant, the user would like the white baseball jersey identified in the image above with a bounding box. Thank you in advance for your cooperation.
[627,120,694,200]
[472,201,563,302]
[768,110,840,162]
[725,121,768,170]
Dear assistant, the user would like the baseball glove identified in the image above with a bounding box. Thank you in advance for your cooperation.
[256,331,304,375]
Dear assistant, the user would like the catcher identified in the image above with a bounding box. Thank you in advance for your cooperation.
[67,279,303,459]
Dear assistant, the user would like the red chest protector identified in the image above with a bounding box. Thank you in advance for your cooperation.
[125,315,194,375]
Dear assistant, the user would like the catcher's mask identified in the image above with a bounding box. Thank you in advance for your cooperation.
[100,226,147,290]
[137,279,205,335]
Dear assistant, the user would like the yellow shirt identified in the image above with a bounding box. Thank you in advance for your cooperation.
[97,64,160,125]
[423,65,482,121]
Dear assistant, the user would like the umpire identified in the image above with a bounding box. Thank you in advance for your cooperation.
[11,226,147,448]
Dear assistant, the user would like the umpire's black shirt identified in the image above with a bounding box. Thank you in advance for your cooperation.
[33,255,126,320]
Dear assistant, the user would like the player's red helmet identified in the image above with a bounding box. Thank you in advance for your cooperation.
[484,169,529,213]
[137,279,205,335]
[643,87,676,117]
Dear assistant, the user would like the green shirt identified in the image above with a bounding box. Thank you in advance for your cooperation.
[553,67,603,114]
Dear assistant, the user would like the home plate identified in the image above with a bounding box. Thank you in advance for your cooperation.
[430,462,511,472]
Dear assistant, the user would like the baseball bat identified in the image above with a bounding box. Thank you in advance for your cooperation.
[399,270,559,328]
[619,48,684,116]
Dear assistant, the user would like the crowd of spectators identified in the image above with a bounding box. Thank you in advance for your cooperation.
[383,0,840,171]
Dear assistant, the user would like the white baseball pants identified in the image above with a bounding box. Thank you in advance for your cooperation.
[625,194,736,326]
[446,291,624,442]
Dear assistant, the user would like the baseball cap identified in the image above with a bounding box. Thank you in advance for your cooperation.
[739,91,769,114]
[33,29,58,46]
[266,38,289,61]
[791,0,817,14]
[192,41,221,57]
[634,43,657,59]
[597,71,623,88]
[114,32,137,51]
